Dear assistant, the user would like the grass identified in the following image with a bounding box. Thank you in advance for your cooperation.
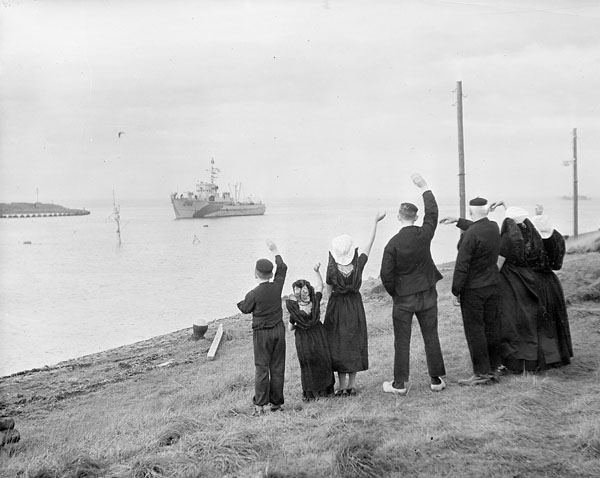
[1,254,600,477]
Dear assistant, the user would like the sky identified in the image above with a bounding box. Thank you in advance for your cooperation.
[1,0,599,206]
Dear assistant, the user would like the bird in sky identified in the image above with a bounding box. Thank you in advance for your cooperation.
[118,131,125,138]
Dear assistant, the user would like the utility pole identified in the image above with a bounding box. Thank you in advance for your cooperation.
[563,128,580,237]
[456,81,466,218]
[573,128,579,237]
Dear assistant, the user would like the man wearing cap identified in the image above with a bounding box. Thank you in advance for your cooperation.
[380,173,446,395]
[443,197,502,386]
[237,239,288,414]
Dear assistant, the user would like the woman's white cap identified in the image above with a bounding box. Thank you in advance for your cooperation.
[331,234,355,265]
[505,206,529,224]
[531,214,554,239]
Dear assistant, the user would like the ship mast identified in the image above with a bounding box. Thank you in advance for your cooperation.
[209,158,221,185]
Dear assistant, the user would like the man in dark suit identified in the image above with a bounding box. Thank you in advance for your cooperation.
[443,197,502,386]
[380,174,446,395]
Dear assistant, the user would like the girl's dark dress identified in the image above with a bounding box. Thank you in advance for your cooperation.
[286,291,335,400]
[323,248,369,373]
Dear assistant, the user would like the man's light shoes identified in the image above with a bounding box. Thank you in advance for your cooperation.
[383,378,446,394]
[382,381,407,396]
[430,377,446,392]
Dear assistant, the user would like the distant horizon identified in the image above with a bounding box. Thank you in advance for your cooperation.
[1,191,595,210]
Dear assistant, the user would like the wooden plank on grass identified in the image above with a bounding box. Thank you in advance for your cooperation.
[207,324,224,361]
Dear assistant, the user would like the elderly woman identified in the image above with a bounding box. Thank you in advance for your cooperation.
[495,204,574,372]
[286,264,335,401]
[529,210,573,368]
[443,202,573,374]
[495,206,543,372]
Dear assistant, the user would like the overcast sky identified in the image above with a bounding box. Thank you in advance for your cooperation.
[1,0,599,205]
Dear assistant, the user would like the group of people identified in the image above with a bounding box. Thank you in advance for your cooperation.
[237,174,573,414]
[444,200,573,384]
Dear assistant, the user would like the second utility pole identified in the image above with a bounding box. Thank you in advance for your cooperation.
[457,81,466,218]
[572,128,579,237]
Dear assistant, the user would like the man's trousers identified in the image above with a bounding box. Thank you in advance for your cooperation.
[459,285,502,375]
[392,286,446,383]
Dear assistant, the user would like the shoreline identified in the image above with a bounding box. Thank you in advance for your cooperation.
[1,231,597,380]
[1,269,456,380]
[1,250,599,475]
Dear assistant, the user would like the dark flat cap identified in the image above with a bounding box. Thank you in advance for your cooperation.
[469,197,488,206]
[400,202,418,215]
[256,258,274,274]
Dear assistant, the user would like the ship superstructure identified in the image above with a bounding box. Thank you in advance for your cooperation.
[171,160,266,219]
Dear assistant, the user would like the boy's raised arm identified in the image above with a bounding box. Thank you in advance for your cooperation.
[266,239,279,256]
[266,239,287,285]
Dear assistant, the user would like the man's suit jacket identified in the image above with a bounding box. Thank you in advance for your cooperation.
[381,190,443,298]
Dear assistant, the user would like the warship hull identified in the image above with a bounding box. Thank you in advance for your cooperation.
[171,197,266,218]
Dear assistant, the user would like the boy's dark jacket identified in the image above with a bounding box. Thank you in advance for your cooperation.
[237,255,288,329]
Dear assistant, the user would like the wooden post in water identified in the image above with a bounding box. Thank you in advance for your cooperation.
[112,190,122,245]
[456,81,466,218]
[572,128,579,237]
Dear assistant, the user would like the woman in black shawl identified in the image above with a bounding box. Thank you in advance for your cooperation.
[286,264,335,401]
[530,211,573,368]
[497,206,572,372]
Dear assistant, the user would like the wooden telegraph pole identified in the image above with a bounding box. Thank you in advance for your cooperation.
[456,81,466,218]
[572,128,579,237]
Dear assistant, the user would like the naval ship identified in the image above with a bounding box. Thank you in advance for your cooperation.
[171,160,266,219]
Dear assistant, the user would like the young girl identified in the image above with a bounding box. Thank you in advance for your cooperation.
[324,212,386,396]
[286,263,335,400]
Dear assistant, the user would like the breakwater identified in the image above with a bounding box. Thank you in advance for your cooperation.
[0,202,90,218]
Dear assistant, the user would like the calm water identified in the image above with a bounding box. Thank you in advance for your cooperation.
[1,195,598,376]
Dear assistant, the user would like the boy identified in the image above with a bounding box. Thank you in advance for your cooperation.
[237,239,288,415]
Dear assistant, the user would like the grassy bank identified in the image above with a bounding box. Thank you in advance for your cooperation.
[1,252,599,477]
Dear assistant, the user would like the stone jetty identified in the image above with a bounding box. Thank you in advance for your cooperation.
[0,202,90,218]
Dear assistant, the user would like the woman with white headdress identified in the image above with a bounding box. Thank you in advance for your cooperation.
[495,202,574,372]
[324,212,386,396]
[529,208,573,367]
[495,205,544,373]
[447,201,573,374]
